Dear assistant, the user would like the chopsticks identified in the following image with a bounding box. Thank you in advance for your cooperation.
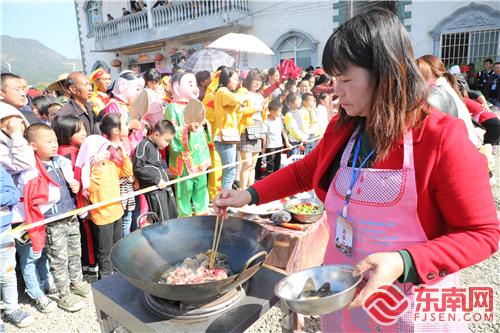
[209,214,225,269]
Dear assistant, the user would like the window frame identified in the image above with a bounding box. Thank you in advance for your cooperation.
[272,31,318,69]
[85,0,102,37]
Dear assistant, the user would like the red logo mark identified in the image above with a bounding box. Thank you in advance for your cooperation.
[362,285,410,326]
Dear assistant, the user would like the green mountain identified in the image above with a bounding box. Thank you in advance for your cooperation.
[0,35,82,87]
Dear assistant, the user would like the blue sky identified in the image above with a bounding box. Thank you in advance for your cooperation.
[1,0,81,59]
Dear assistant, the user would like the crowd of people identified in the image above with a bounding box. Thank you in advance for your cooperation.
[0,63,336,328]
[0,44,498,330]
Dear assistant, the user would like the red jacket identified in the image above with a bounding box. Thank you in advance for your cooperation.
[463,97,497,123]
[253,110,499,284]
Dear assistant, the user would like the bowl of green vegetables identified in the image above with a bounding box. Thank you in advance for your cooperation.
[284,198,325,224]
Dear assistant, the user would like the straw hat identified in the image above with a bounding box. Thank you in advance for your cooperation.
[47,73,69,92]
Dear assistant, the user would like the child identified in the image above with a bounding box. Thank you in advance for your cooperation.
[283,93,308,156]
[22,124,89,312]
[316,92,329,134]
[0,102,36,178]
[0,166,34,328]
[0,103,57,314]
[262,98,285,176]
[301,92,320,154]
[52,115,87,167]
[33,95,62,125]
[76,131,133,280]
[52,115,98,278]
[99,113,135,236]
[134,120,178,222]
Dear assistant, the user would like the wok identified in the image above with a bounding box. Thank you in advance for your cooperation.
[111,214,274,303]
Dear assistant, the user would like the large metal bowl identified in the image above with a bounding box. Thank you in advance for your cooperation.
[284,198,325,224]
[274,265,362,315]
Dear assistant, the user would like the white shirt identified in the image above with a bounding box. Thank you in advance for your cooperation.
[263,117,283,149]
[248,92,264,122]
[317,104,328,134]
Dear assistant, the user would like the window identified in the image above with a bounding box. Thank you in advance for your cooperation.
[440,29,499,68]
[277,35,313,69]
[432,3,500,69]
[91,60,111,73]
[86,1,102,34]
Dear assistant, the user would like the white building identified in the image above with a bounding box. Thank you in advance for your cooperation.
[74,1,500,76]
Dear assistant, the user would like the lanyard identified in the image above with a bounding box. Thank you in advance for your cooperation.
[342,133,375,217]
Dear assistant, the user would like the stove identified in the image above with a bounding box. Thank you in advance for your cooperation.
[91,267,285,333]
[144,286,246,320]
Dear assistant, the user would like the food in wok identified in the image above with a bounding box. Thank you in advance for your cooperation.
[159,250,231,285]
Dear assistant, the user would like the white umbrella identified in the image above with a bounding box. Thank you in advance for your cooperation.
[183,49,235,72]
[208,33,275,64]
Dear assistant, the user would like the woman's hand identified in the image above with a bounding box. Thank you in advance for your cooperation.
[213,189,252,218]
[347,252,405,309]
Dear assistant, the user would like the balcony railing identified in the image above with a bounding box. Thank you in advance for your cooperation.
[95,10,149,41]
[94,0,251,44]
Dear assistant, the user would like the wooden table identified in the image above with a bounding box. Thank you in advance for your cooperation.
[234,213,330,274]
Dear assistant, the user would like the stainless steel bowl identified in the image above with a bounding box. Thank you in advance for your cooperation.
[284,198,325,224]
[274,265,362,315]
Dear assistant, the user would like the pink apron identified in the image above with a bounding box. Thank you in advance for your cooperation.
[321,127,467,332]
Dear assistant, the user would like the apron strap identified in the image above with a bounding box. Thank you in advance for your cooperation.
[403,130,415,170]
[340,126,360,166]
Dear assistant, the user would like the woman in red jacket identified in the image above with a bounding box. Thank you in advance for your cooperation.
[215,9,499,332]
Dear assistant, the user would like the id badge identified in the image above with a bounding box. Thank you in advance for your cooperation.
[335,214,354,257]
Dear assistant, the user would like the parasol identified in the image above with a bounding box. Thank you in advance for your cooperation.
[183,49,235,73]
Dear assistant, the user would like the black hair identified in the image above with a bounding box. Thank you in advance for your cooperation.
[1,72,21,82]
[216,65,227,73]
[285,92,299,106]
[217,67,238,91]
[495,61,500,66]
[52,115,84,146]
[171,70,194,87]
[32,95,58,117]
[99,113,122,138]
[301,92,314,101]
[284,79,297,91]
[143,68,161,83]
[316,92,329,104]
[322,8,427,160]
[266,68,278,84]
[317,74,331,85]
[303,73,313,81]
[268,98,282,112]
[243,69,263,91]
[152,119,176,135]
[25,123,53,143]
[484,58,493,64]
[1,73,22,91]
[195,71,211,86]
[268,68,278,76]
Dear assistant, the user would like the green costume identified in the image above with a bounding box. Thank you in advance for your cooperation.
[165,101,211,217]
